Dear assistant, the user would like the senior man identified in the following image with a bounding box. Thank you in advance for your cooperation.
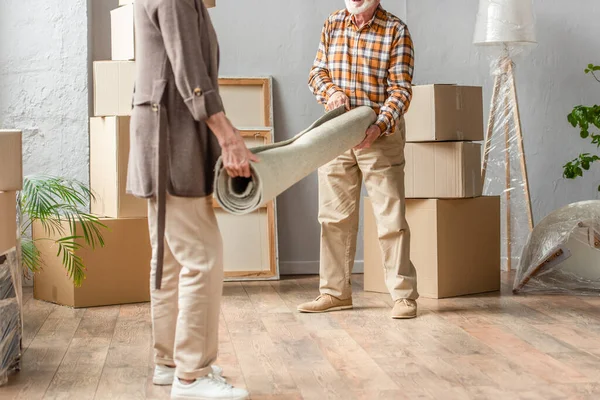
[298,0,419,319]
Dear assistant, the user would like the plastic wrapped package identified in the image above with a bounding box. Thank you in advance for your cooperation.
[474,0,537,270]
[514,201,600,295]
[480,56,535,271]
[0,299,20,385]
[0,248,21,387]
[473,0,536,47]
[0,259,16,300]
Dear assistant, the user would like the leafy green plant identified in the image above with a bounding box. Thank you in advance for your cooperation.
[563,64,600,191]
[18,175,107,286]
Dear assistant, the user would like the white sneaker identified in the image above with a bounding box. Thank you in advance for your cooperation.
[171,374,249,400]
[153,364,224,386]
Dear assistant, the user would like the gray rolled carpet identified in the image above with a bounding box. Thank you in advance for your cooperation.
[214,106,377,215]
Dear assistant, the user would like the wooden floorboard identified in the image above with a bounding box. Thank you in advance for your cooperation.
[3,274,600,399]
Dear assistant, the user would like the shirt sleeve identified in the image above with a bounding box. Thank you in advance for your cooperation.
[375,25,414,135]
[156,0,224,121]
[308,19,343,106]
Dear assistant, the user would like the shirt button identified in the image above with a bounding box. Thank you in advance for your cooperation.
[151,103,159,112]
[194,88,203,97]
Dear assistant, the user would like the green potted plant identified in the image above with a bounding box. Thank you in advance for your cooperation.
[18,175,107,286]
[563,64,600,191]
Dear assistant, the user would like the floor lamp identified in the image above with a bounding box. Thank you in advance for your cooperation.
[474,0,536,270]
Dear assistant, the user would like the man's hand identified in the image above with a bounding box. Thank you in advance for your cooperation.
[220,132,259,178]
[354,125,381,150]
[326,91,350,111]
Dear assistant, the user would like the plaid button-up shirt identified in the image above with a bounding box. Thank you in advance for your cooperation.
[308,6,414,135]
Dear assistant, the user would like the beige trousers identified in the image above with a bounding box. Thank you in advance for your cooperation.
[318,119,419,301]
[148,194,224,380]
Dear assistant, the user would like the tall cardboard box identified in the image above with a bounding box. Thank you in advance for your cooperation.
[405,85,484,142]
[364,197,501,299]
[33,217,151,308]
[93,61,135,117]
[0,192,17,256]
[111,4,135,61]
[0,131,23,191]
[405,142,482,199]
[90,116,147,218]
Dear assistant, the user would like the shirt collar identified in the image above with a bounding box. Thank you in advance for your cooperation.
[345,4,385,29]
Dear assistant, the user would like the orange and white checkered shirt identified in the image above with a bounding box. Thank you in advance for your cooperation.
[308,6,414,135]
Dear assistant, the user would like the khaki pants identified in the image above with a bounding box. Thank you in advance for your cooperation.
[318,119,418,301]
[148,194,224,380]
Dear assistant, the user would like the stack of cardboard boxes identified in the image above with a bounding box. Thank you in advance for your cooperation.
[33,0,218,308]
[364,85,501,299]
[33,0,149,308]
[0,130,22,385]
[0,131,21,258]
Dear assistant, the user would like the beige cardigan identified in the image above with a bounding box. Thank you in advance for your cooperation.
[127,0,224,289]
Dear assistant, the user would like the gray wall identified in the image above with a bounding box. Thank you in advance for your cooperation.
[2,0,598,276]
[0,0,90,184]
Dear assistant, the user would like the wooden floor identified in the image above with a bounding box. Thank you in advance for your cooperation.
[3,274,600,400]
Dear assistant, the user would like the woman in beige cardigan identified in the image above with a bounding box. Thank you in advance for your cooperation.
[127,0,254,398]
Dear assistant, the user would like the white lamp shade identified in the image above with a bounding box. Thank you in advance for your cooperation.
[473,0,536,45]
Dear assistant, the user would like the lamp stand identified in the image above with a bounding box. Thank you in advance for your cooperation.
[481,51,534,270]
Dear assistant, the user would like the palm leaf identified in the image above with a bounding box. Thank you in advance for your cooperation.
[59,207,106,249]
[21,237,42,273]
[81,213,107,248]
[55,236,86,286]
[21,179,57,221]
[20,174,107,286]
[34,210,65,238]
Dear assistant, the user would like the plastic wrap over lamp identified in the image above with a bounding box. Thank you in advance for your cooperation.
[473,0,536,45]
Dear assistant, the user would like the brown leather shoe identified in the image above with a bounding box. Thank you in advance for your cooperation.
[391,299,417,319]
[297,294,353,313]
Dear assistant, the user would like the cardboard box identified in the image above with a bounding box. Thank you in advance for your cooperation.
[90,116,147,218]
[405,85,484,142]
[405,142,482,199]
[0,131,23,191]
[0,192,17,256]
[364,197,501,298]
[33,217,151,308]
[93,61,135,117]
[111,4,135,61]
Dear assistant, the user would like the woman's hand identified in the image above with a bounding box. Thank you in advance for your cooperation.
[220,133,259,178]
[207,112,260,177]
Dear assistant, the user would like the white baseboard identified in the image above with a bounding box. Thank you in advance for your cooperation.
[280,260,364,275]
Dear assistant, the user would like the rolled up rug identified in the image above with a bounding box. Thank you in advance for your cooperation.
[214,106,377,215]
